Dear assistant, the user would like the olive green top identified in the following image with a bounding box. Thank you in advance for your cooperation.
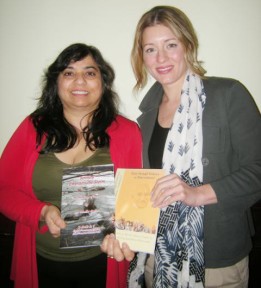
[33,147,112,262]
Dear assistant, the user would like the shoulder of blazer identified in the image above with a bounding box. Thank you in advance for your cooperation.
[202,77,247,97]
[202,76,255,107]
[202,76,242,93]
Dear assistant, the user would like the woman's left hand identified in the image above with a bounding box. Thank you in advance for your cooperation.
[101,233,135,262]
[151,174,217,208]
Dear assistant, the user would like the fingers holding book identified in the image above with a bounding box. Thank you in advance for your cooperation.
[101,233,135,262]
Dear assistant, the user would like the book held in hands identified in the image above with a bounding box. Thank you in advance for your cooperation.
[60,164,115,248]
[114,168,165,254]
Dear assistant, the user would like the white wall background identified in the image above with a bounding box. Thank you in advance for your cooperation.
[1,0,260,154]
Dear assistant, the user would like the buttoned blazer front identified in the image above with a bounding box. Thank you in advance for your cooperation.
[137,76,261,268]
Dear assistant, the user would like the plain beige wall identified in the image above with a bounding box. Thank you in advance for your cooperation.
[1,0,260,154]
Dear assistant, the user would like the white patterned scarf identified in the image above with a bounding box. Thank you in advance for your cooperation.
[128,71,206,288]
[154,71,206,287]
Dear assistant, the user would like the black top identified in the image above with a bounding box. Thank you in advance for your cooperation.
[148,118,169,169]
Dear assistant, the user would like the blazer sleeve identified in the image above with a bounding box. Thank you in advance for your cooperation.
[0,117,46,230]
[209,80,261,211]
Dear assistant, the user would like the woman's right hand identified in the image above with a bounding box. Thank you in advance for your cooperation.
[101,233,135,262]
[40,205,66,238]
[151,174,217,208]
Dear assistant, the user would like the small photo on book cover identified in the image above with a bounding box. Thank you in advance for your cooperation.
[60,164,115,248]
[114,168,165,254]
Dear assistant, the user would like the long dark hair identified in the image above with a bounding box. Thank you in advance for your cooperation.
[31,43,119,153]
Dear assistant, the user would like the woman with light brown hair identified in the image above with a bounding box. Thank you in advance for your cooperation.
[102,5,261,288]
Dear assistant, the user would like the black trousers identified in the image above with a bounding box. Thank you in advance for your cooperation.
[37,253,107,288]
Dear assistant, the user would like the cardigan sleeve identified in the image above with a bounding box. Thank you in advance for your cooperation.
[209,80,261,211]
[0,117,46,230]
[108,115,143,172]
[106,115,143,288]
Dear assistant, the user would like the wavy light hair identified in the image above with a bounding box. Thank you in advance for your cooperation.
[131,6,206,91]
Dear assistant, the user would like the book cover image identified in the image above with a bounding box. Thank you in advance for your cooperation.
[115,169,165,254]
[60,164,115,248]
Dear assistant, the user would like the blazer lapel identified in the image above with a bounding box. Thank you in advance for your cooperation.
[137,82,164,168]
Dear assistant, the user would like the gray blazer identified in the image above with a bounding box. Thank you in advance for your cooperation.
[137,77,261,268]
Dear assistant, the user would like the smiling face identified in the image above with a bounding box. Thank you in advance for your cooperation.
[57,55,103,114]
[142,24,188,88]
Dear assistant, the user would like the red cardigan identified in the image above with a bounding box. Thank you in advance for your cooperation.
[0,115,142,288]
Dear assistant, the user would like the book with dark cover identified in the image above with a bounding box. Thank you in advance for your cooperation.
[60,164,115,248]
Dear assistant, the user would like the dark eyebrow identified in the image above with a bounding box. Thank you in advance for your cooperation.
[84,66,99,70]
[65,65,99,70]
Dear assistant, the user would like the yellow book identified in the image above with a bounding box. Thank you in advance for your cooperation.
[115,168,165,254]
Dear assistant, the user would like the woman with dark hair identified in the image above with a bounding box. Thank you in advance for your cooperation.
[0,43,142,288]
[32,43,119,153]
